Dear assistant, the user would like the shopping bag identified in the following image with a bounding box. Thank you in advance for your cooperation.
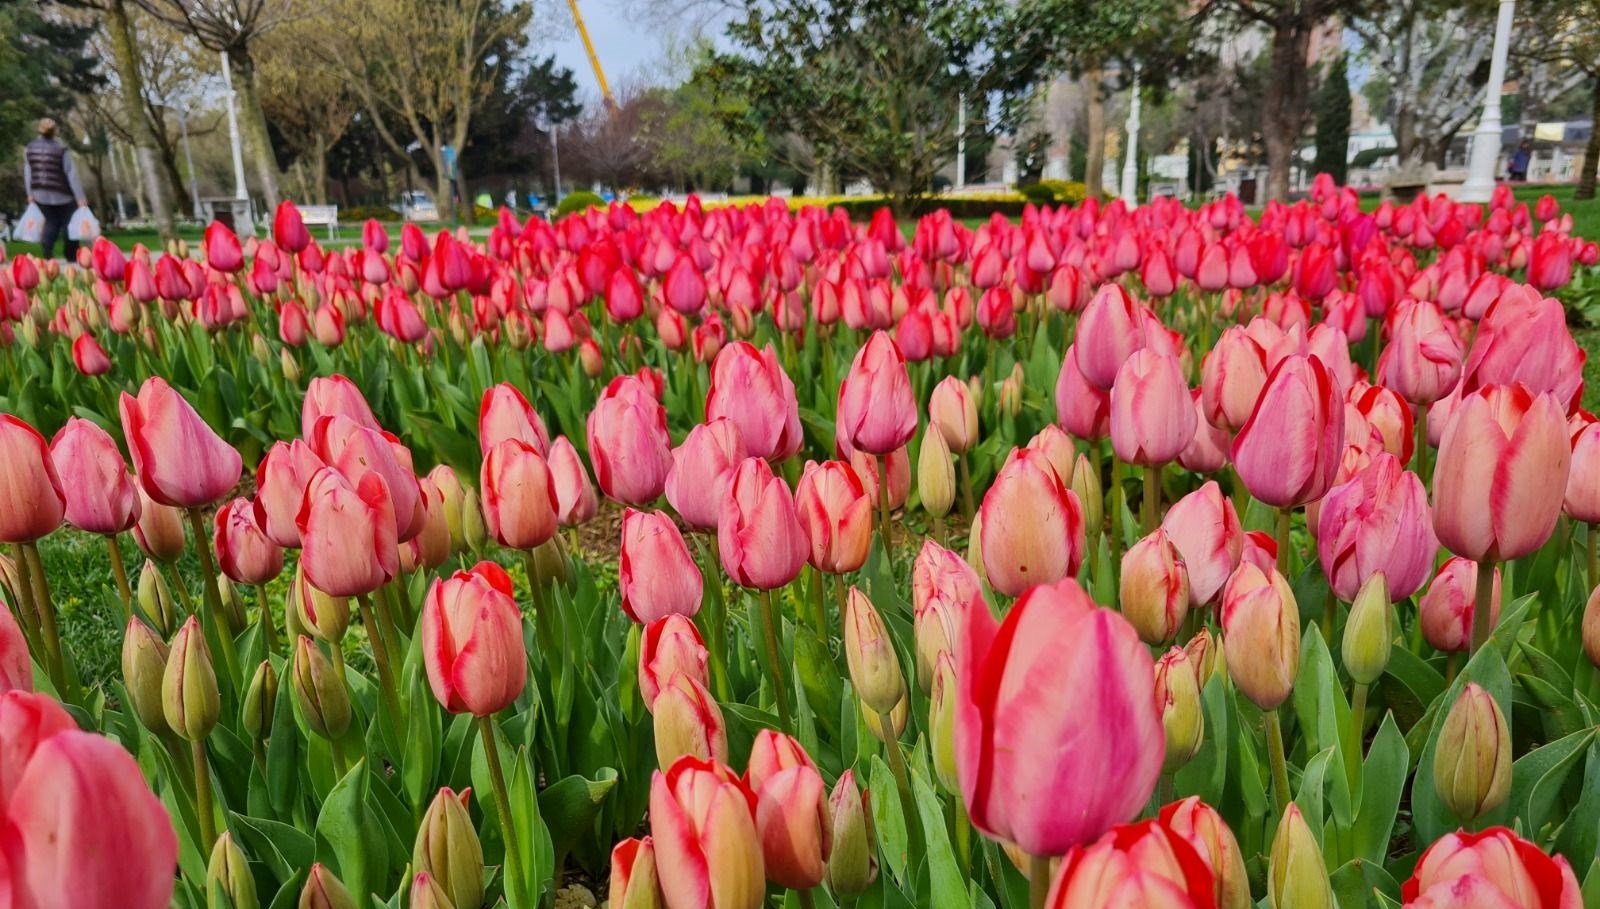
[67,207,100,241]
[15,204,44,244]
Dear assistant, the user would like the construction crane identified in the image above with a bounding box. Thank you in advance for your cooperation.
[566,0,620,117]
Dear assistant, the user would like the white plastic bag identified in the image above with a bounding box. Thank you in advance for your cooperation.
[68,207,99,241]
[15,204,44,244]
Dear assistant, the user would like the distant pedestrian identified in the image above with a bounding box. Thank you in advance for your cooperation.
[1507,140,1532,182]
[22,118,89,260]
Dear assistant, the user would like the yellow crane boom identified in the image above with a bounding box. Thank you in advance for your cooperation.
[566,0,620,117]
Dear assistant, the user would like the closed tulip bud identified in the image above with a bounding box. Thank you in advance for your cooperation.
[280,349,301,383]
[826,771,877,896]
[423,562,527,717]
[1120,530,1190,645]
[929,376,980,453]
[1419,557,1503,653]
[929,655,959,793]
[837,331,918,456]
[719,457,808,590]
[414,787,484,909]
[863,692,909,742]
[217,575,248,635]
[1070,453,1102,539]
[844,587,906,714]
[653,673,728,769]
[294,564,351,643]
[292,636,352,741]
[207,832,258,909]
[408,872,455,909]
[918,428,956,518]
[610,838,664,909]
[1154,647,1204,772]
[300,864,358,909]
[427,465,468,550]
[1220,563,1300,711]
[587,375,673,505]
[460,485,488,553]
[133,489,187,562]
[137,559,177,636]
[250,332,271,365]
[1043,817,1219,908]
[1584,586,1600,669]
[640,614,709,713]
[529,536,575,589]
[979,448,1085,597]
[1110,350,1196,466]
[241,659,277,741]
[162,616,219,741]
[619,508,702,623]
[548,436,599,527]
[997,370,1023,417]
[1268,805,1332,909]
[1434,683,1511,821]
[649,757,766,909]
[122,617,170,734]
[1185,627,1223,688]
[1342,574,1392,686]
[1160,797,1251,909]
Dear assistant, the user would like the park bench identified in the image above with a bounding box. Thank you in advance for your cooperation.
[297,204,340,240]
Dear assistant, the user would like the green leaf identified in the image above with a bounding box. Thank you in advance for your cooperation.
[1330,858,1401,909]
[1350,713,1408,866]
[910,769,970,909]
[1557,740,1600,869]
[1510,728,1595,840]
[314,759,391,903]
[871,755,910,888]
[537,770,618,871]
[230,813,315,887]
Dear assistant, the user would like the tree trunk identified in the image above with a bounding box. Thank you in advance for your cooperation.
[1084,67,1106,198]
[229,48,282,209]
[1262,17,1313,203]
[159,143,190,218]
[432,147,454,225]
[1579,75,1600,201]
[106,0,176,241]
[312,136,329,205]
[456,156,475,225]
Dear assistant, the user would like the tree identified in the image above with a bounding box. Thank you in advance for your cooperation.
[0,0,102,198]
[255,14,360,204]
[1519,0,1600,198]
[1313,53,1349,183]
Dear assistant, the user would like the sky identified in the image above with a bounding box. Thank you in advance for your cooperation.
[544,0,703,101]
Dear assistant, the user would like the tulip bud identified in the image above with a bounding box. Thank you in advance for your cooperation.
[653,674,728,769]
[826,771,878,897]
[137,559,177,636]
[428,466,467,551]
[1433,683,1511,821]
[241,659,278,741]
[1185,627,1224,688]
[1154,648,1204,772]
[1584,585,1600,669]
[863,692,908,743]
[460,485,488,552]
[1341,574,1392,686]
[929,655,959,793]
[413,788,484,909]
[844,587,906,714]
[217,575,248,635]
[917,428,955,519]
[408,872,456,909]
[1120,530,1191,644]
[1268,805,1333,909]
[207,832,259,909]
[1220,563,1299,711]
[1161,797,1251,909]
[1071,453,1102,539]
[610,838,663,909]
[121,617,170,735]
[280,348,301,383]
[163,616,220,741]
[251,333,271,365]
[998,370,1022,417]
[292,636,352,742]
[528,536,574,589]
[300,864,358,909]
[294,564,350,642]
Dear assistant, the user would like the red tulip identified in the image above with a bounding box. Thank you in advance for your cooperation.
[91,237,126,283]
[548,435,599,526]
[1043,816,1217,908]
[978,448,1084,598]
[745,731,832,889]
[479,383,551,457]
[214,497,284,586]
[718,457,807,590]
[1056,344,1111,442]
[794,460,873,574]
[71,333,112,376]
[1402,827,1580,909]
[1433,384,1570,562]
[48,417,138,536]
[422,561,527,716]
[639,614,708,713]
[1316,453,1438,601]
[706,342,803,461]
[836,331,917,456]
[1231,354,1343,509]
[1529,232,1575,291]
[1110,350,1196,466]
[648,756,765,909]
[1292,242,1337,300]
[587,375,673,506]
[664,256,708,314]
[300,375,378,440]
[0,414,66,543]
[295,466,398,597]
[273,201,310,253]
[667,419,747,531]
[1073,284,1148,391]
[480,439,559,551]
[956,578,1162,856]
[1420,557,1502,653]
[253,440,326,548]
[203,221,243,272]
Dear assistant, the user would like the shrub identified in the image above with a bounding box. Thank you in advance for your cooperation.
[1017,180,1088,206]
[556,191,604,217]
[342,205,402,222]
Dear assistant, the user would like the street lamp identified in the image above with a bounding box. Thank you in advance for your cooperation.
[1120,63,1142,207]
[219,50,255,235]
[1460,0,1516,203]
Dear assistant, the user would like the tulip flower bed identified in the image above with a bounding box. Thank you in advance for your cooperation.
[1,174,1599,909]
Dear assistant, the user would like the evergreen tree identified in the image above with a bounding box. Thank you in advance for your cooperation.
[1313,54,1351,185]
[0,0,100,172]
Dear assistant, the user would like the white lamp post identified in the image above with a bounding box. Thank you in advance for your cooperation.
[1120,64,1142,207]
[956,95,967,190]
[1460,0,1516,203]
[219,50,255,235]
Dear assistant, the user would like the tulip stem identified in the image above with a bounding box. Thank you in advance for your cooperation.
[187,508,241,689]
[106,536,133,618]
[7,544,47,683]
[479,715,526,909]
[691,535,732,702]
[1470,559,1497,653]
[1347,682,1369,784]
[1275,508,1293,576]
[524,554,561,662]
[1588,524,1599,594]
[958,451,976,519]
[21,543,69,696]
[878,706,924,861]
[1141,464,1161,535]
[953,799,972,876]
[878,454,894,565]
[330,639,349,690]
[355,594,402,728]
[758,589,794,734]
[797,890,818,909]
[1266,708,1291,815]
[1110,457,1125,579]
[1415,404,1430,484]
[1028,854,1052,909]
[192,738,217,854]
[254,584,278,654]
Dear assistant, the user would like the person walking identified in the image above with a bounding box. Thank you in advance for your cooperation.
[22,118,89,260]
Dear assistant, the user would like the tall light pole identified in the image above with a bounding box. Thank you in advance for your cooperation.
[177,105,201,217]
[219,50,255,235]
[1460,0,1516,202]
[1120,64,1142,207]
[956,95,967,190]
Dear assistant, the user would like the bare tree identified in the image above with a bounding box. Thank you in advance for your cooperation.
[255,15,360,204]
[1518,0,1600,197]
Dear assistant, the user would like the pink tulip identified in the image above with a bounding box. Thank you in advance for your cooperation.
[1178,389,1231,473]
[119,378,242,509]
[310,415,425,542]
[718,457,807,590]
[1316,453,1438,601]
[479,383,551,456]
[1159,482,1242,608]
[0,414,66,544]
[253,440,326,548]
[131,489,185,562]
[588,375,674,506]
[640,614,709,713]
[1231,354,1343,509]
[848,445,911,511]
[1159,797,1251,909]
[301,374,378,439]
[204,221,243,272]
[214,497,284,586]
[0,595,27,694]
[610,838,662,909]
[929,376,980,453]
[649,756,765,909]
[667,419,748,531]
[1073,284,1148,391]
[1377,299,1463,407]
[706,342,803,461]
[422,561,527,716]
[1044,817,1218,909]
[295,467,398,597]
[1200,326,1269,433]
[912,541,981,690]
[1402,827,1580,909]
[836,331,917,456]
[71,333,112,376]
[1433,384,1570,562]
[620,508,703,623]
[49,417,138,536]
[548,435,599,526]
[1420,557,1502,653]
[956,578,1161,856]
[793,460,874,574]
[745,731,832,889]
[979,448,1084,598]
[1567,415,1600,523]
[1110,350,1196,466]
[480,439,559,551]
[404,475,452,572]
[1055,345,1111,442]
[1459,284,1585,413]
[1219,563,1299,710]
